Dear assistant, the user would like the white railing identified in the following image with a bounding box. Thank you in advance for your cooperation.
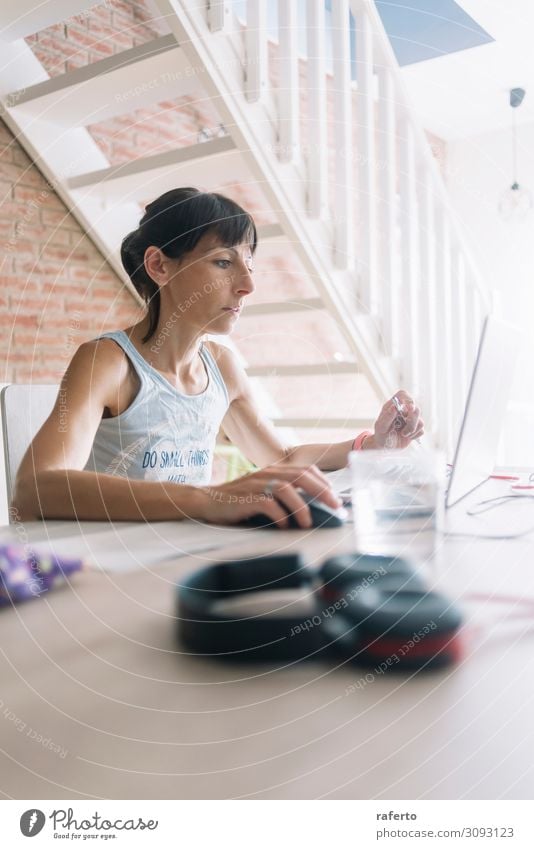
[306,1,327,218]
[218,0,491,455]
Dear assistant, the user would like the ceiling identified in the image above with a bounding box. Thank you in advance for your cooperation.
[398,0,534,139]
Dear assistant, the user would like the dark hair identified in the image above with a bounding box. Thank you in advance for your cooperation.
[120,187,257,342]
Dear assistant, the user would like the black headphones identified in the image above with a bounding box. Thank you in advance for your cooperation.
[177,553,463,670]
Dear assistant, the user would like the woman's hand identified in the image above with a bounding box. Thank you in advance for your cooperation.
[366,390,424,450]
[194,464,342,528]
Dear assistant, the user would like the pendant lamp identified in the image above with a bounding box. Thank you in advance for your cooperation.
[499,87,533,221]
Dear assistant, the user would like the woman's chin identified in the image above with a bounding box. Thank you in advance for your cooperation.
[198,310,240,336]
[203,320,234,336]
[214,312,240,333]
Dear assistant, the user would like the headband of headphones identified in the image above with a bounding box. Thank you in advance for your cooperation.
[177,553,463,669]
[178,554,325,660]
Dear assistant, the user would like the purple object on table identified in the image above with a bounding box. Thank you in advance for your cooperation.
[0,545,83,606]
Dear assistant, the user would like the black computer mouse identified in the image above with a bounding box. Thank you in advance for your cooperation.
[241,493,346,529]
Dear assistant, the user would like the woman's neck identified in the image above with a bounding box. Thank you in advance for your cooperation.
[126,316,204,380]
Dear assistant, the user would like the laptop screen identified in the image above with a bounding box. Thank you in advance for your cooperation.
[446,315,522,507]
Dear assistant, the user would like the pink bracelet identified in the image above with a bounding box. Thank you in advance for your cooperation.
[352,430,372,451]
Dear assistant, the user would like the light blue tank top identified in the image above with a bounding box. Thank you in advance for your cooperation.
[84,331,230,486]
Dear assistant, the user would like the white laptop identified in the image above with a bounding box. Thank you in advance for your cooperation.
[445,314,522,507]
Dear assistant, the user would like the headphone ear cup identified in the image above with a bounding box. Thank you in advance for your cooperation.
[347,586,463,670]
[318,553,418,602]
[318,564,463,671]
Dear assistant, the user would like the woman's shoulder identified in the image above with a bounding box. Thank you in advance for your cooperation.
[66,335,139,413]
[203,340,246,400]
[72,335,130,376]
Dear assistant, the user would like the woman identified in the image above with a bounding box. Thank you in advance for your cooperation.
[14,188,423,527]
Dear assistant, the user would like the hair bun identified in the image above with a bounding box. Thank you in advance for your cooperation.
[120,229,144,281]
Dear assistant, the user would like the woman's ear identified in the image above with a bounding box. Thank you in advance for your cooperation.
[144,246,170,287]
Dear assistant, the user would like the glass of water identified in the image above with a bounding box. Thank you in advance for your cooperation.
[348,447,445,564]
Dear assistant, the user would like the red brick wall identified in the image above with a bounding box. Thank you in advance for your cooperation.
[24,1,167,76]
[0,119,141,384]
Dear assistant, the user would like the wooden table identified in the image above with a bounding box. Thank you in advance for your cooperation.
[1,486,534,800]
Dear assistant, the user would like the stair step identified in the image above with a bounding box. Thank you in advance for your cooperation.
[7,35,198,129]
[246,362,359,377]
[271,418,373,429]
[255,221,305,259]
[243,297,324,316]
[0,0,97,41]
[256,222,285,241]
[67,136,245,201]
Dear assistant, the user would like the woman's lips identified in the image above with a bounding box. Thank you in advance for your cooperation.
[222,307,241,314]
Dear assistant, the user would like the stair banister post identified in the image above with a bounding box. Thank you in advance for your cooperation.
[376,64,398,359]
[398,115,420,398]
[354,0,378,314]
[278,1,299,163]
[246,0,268,103]
[306,0,327,218]
[417,165,439,435]
[207,0,231,32]
[331,0,354,270]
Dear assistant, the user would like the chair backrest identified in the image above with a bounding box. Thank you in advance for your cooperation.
[0,384,58,511]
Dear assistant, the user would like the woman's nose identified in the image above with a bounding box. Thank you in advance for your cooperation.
[236,263,255,295]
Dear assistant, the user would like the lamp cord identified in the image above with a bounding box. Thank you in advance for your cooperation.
[512,106,518,186]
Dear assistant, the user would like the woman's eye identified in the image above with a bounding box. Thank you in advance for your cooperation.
[215,259,231,269]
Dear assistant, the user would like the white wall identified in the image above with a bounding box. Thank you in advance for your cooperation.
[447,122,534,321]
[446,122,534,467]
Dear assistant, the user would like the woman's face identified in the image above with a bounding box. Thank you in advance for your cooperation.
[161,232,255,335]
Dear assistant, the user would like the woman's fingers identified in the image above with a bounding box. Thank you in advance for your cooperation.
[267,462,331,489]
[367,391,425,448]
[253,489,292,529]
[207,464,341,527]
[259,465,341,509]
[394,389,414,407]
[206,477,291,528]
[388,391,425,441]
[401,405,421,437]
[375,400,398,435]
[267,481,313,528]
[412,423,425,440]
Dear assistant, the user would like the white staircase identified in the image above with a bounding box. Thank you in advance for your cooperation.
[0,0,491,456]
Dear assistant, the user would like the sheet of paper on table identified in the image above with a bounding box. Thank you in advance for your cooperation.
[0,520,252,572]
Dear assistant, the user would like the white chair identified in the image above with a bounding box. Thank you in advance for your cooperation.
[0,384,58,515]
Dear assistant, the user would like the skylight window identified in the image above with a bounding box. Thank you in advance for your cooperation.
[373,0,494,66]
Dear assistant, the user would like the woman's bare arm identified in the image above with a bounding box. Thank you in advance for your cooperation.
[213,345,424,471]
[12,340,205,521]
